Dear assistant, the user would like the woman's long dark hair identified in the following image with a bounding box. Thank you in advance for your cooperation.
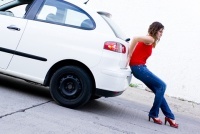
[148,21,164,47]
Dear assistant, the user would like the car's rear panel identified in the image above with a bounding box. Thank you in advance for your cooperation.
[87,10,132,94]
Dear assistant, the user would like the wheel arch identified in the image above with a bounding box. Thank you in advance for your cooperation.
[44,60,96,93]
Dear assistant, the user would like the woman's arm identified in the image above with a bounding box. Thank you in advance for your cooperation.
[129,35,154,57]
[126,35,154,67]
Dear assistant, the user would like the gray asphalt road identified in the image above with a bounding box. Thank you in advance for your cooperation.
[0,74,199,134]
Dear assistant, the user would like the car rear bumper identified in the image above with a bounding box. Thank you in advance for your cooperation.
[95,68,132,97]
[95,88,124,97]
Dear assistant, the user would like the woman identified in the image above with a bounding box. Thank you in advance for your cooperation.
[128,22,178,128]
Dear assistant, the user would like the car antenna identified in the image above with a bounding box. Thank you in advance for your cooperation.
[84,0,89,4]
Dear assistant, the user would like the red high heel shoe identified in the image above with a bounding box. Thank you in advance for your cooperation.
[165,117,179,128]
[149,116,162,125]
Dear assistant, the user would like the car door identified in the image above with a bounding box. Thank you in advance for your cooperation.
[0,15,27,69]
[7,0,103,83]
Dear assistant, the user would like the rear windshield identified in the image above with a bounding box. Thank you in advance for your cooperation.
[99,13,129,42]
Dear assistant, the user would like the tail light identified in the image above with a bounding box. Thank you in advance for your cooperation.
[104,41,126,53]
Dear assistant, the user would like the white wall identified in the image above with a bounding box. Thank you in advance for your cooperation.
[87,0,200,103]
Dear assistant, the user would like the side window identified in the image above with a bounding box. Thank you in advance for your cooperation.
[37,5,57,21]
[36,0,95,30]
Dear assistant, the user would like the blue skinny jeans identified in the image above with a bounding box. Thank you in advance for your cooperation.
[130,65,175,120]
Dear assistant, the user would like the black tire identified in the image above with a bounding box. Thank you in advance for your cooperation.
[50,66,92,108]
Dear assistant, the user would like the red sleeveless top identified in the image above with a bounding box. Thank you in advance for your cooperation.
[129,42,153,66]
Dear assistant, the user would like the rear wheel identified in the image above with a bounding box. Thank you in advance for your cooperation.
[50,66,92,108]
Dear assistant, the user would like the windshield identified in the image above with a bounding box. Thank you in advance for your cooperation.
[99,12,129,42]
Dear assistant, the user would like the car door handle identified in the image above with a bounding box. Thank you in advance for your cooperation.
[7,25,20,31]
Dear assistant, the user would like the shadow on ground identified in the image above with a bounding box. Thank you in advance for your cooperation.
[0,74,51,99]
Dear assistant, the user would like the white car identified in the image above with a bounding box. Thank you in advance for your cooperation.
[0,0,132,108]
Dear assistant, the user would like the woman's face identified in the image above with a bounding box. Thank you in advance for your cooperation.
[156,28,164,40]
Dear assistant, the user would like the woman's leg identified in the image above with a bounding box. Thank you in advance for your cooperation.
[145,76,175,119]
[131,65,174,118]
[160,98,175,119]
[145,75,166,118]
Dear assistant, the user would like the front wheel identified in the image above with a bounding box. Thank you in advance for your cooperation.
[50,66,92,108]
